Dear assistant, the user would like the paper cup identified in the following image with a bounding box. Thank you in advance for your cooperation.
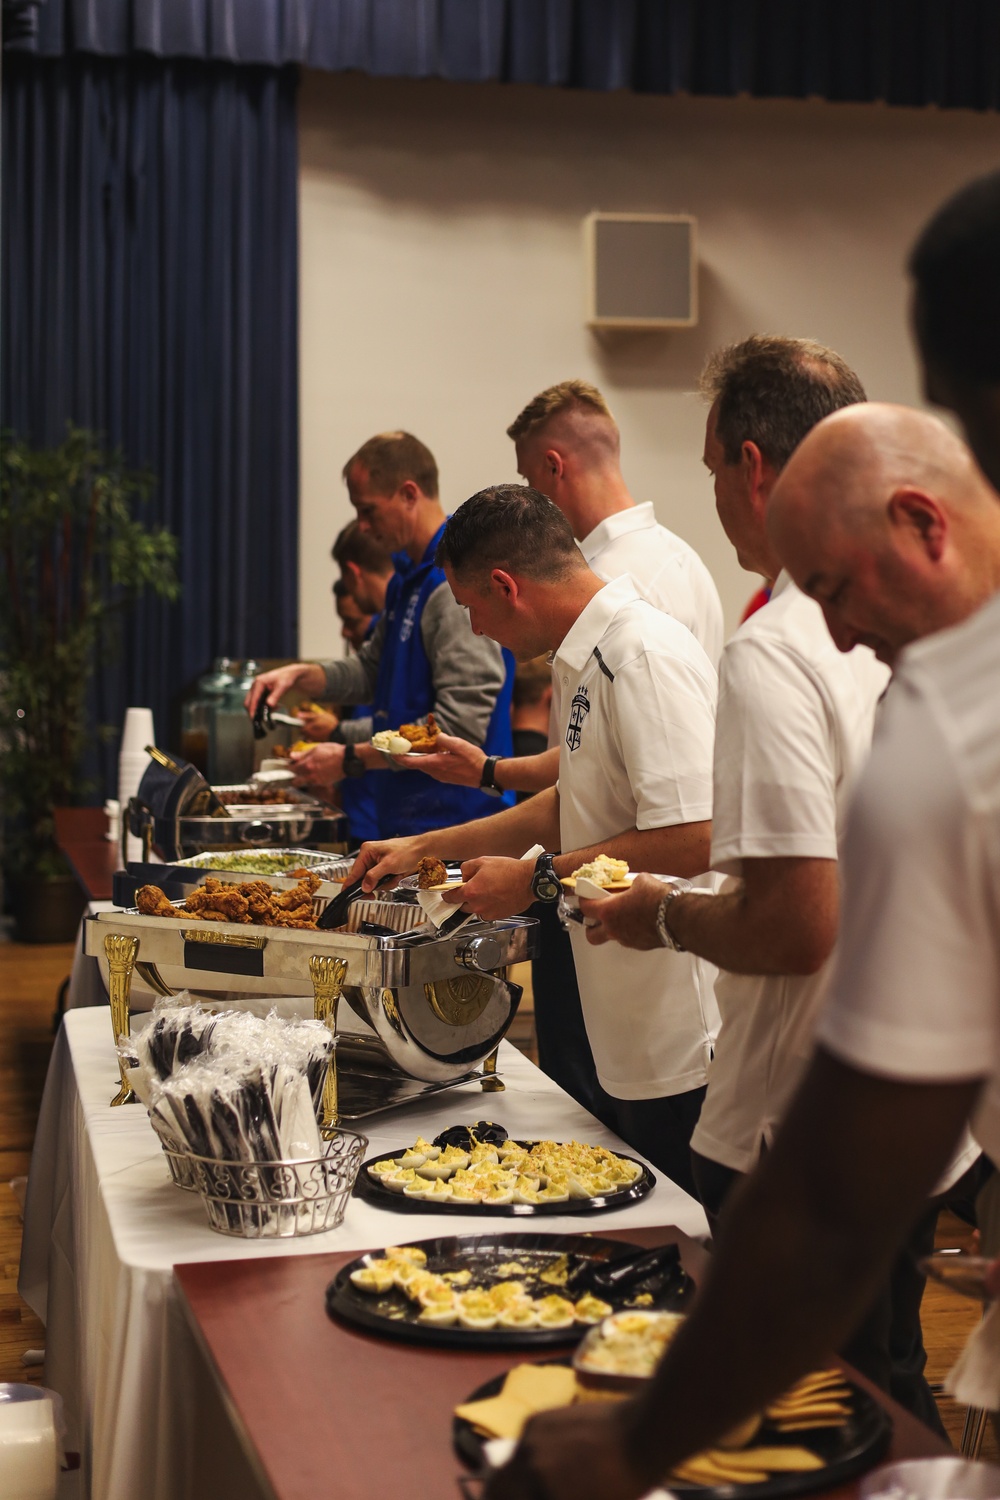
[119,706,155,756]
[0,1385,59,1500]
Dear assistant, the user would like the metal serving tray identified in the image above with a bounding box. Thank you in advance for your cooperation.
[85,900,533,992]
[88,899,537,1110]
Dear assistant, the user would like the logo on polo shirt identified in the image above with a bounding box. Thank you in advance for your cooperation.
[399,592,420,643]
[565,686,590,752]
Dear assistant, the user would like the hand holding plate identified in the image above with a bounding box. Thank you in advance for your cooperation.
[579,874,664,951]
[289,741,345,787]
[402,733,487,787]
[485,1401,649,1500]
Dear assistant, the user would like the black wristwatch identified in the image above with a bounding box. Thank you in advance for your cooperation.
[531,853,561,903]
[479,755,504,798]
[342,744,366,779]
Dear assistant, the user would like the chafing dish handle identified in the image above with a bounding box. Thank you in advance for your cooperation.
[454,934,503,973]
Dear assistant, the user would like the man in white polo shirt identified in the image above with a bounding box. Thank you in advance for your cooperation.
[485,409,1000,1500]
[398,380,725,1118]
[577,338,973,1427]
[581,335,885,1215]
[511,378,724,666]
[351,483,719,1196]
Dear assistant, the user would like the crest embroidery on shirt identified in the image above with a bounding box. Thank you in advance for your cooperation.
[565,686,590,752]
[398,593,420,644]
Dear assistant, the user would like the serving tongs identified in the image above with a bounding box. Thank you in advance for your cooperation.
[252,700,305,740]
[563,1242,692,1304]
[316,875,367,930]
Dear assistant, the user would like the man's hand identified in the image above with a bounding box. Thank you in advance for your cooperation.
[578,873,665,950]
[289,743,346,787]
[401,733,488,787]
[443,856,534,921]
[297,706,339,741]
[485,1401,651,1500]
[349,837,428,891]
[244,662,326,718]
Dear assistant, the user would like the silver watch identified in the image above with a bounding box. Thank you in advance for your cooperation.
[655,879,692,951]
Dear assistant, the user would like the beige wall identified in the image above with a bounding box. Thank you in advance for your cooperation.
[299,71,1000,657]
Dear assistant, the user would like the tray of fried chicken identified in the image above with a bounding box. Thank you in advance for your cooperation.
[134,873,325,930]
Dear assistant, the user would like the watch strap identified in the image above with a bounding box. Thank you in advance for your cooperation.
[343,743,365,779]
[531,852,561,903]
[479,755,503,797]
[655,881,691,951]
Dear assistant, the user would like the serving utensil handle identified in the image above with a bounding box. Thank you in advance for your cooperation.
[310,955,349,1133]
[105,933,140,1106]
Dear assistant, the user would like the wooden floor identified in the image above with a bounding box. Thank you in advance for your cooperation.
[0,940,73,1388]
[0,941,994,1458]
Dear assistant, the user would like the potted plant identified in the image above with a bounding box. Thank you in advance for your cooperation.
[0,426,179,941]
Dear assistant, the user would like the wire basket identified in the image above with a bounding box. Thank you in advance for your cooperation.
[162,1128,368,1238]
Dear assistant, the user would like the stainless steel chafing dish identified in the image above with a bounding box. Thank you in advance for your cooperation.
[86,887,537,1121]
[124,748,347,863]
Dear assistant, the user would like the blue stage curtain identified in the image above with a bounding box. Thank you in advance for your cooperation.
[1,52,299,793]
[5,0,1000,109]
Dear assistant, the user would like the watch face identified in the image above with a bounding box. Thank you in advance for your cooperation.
[534,875,561,903]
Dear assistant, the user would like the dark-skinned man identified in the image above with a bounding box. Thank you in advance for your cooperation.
[483,190,1000,1496]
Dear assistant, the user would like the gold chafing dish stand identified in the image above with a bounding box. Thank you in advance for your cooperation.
[85,900,537,1123]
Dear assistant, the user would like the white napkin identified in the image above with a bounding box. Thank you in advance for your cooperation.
[416,844,546,932]
[945,1299,1000,1407]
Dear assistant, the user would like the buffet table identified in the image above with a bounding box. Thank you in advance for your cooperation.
[176,1232,950,1500]
[19,1007,708,1500]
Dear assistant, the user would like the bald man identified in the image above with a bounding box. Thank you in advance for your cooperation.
[484,401,1000,1500]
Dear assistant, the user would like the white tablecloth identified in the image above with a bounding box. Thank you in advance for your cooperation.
[20,1007,707,1500]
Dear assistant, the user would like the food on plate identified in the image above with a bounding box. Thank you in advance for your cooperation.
[135,874,320,929]
[416,856,449,889]
[398,712,439,752]
[567,854,630,886]
[573,1310,685,1379]
[350,1264,397,1295]
[346,1244,637,1334]
[573,1294,614,1325]
[534,1296,577,1330]
[456,1358,835,1484]
[273,740,315,756]
[366,1126,644,1206]
[371,730,413,755]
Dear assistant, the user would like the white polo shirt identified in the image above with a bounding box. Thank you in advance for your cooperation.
[818,590,1000,1177]
[580,503,725,667]
[690,573,889,1174]
[550,575,720,1100]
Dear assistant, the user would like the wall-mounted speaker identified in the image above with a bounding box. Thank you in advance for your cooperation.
[584,212,698,329]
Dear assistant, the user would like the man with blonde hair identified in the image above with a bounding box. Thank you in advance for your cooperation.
[509,378,723,664]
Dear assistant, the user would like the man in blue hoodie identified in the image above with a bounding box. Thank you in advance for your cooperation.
[247,431,514,837]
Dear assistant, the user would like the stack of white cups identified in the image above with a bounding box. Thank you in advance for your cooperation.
[118,707,155,866]
[0,1384,60,1500]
